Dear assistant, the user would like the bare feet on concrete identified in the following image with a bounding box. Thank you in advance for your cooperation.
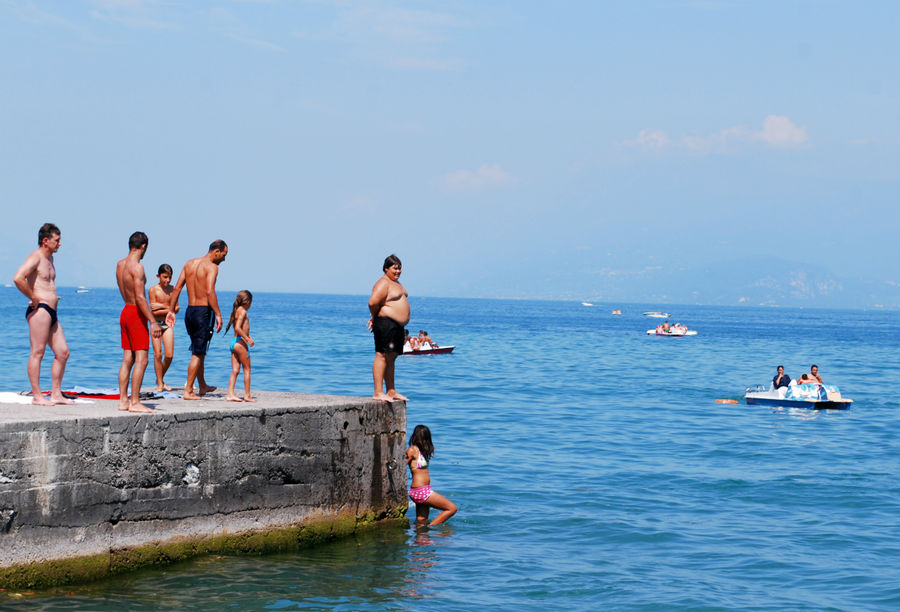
[127,403,156,413]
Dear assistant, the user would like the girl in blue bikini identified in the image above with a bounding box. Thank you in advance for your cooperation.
[224,290,255,402]
[407,424,457,527]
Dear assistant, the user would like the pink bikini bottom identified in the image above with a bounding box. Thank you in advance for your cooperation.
[408,485,433,504]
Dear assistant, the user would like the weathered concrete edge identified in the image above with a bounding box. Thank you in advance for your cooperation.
[0,509,409,590]
[0,391,409,590]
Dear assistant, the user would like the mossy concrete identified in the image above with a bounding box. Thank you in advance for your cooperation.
[0,391,408,589]
[0,512,409,590]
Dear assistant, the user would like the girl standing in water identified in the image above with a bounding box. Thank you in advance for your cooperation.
[407,424,457,526]
[224,290,255,402]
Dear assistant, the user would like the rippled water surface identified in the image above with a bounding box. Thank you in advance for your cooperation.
[2,288,899,610]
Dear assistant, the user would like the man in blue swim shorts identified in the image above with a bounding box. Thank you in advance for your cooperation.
[184,305,215,356]
[169,239,228,400]
[367,254,410,402]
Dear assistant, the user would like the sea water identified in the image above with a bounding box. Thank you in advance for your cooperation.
[1,287,899,610]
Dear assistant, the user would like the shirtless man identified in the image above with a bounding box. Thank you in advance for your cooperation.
[368,254,410,402]
[12,223,75,405]
[168,240,228,400]
[115,232,162,413]
[421,330,436,349]
[802,364,823,384]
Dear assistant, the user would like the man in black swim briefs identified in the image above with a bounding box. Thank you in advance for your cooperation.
[13,223,75,406]
[25,302,58,328]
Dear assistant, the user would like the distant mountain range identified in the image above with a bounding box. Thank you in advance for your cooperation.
[516,257,900,309]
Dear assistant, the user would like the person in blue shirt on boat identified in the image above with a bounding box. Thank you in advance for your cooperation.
[773,365,791,389]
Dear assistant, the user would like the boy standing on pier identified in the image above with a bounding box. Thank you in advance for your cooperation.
[149,264,178,392]
[115,231,162,413]
[368,254,409,402]
[13,223,75,405]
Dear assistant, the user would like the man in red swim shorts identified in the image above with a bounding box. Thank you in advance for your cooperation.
[116,231,162,413]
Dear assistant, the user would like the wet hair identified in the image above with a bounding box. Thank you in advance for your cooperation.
[225,290,253,334]
[157,263,173,276]
[383,254,401,271]
[128,231,148,250]
[777,365,784,370]
[811,364,818,370]
[409,424,434,462]
[38,223,60,246]
[209,239,228,253]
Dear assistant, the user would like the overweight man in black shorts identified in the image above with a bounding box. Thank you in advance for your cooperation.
[367,254,409,402]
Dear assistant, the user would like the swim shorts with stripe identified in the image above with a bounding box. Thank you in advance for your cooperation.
[120,304,149,351]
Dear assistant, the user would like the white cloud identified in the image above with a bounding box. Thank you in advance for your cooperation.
[754,115,808,148]
[681,125,751,154]
[629,129,670,151]
[442,163,516,190]
[627,115,809,156]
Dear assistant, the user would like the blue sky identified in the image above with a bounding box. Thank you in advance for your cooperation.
[1,1,897,299]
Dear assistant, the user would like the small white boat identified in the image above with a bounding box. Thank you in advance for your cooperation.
[647,328,697,337]
[582,302,594,307]
[643,311,671,318]
[745,383,852,410]
[403,345,455,355]
[76,287,89,294]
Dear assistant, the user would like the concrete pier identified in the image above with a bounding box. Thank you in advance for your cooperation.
[0,391,408,589]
